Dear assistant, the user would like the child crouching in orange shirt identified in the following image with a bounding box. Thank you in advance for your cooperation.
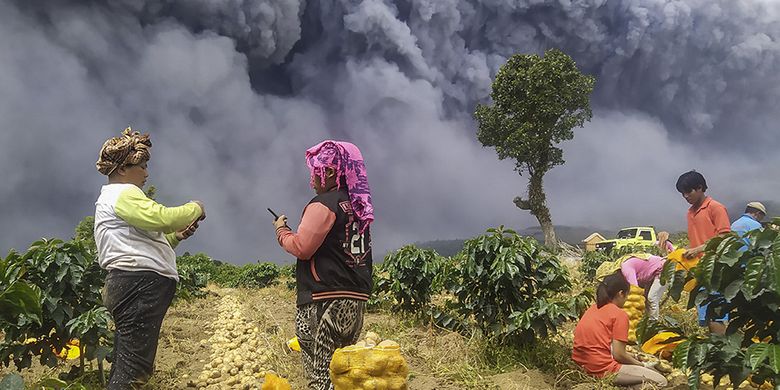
[572,271,667,388]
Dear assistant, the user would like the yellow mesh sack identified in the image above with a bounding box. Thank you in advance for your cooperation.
[641,331,683,355]
[623,285,646,343]
[261,373,291,390]
[666,248,699,291]
[667,248,697,271]
[330,342,408,390]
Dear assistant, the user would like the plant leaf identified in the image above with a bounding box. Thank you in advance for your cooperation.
[748,343,770,370]
[0,372,24,390]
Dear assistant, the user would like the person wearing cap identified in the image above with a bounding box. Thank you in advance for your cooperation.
[94,127,205,389]
[731,202,767,248]
[273,140,374,390]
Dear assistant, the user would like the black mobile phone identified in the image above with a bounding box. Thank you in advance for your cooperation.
[267,208,279,219]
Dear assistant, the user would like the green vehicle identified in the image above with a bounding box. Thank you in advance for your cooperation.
[595,227,657,253]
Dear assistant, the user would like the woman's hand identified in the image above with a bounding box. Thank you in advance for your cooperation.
[176,220,200,241]
[273,215,289,231]
[611,339,644,366]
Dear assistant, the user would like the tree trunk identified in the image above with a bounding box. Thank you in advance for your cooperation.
[513,172,558,247]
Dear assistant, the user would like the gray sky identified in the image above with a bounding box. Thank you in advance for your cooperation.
[1,0,779,264]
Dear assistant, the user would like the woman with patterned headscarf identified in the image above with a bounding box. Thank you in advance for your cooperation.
[273,140,374,390]
[94,127,205,389]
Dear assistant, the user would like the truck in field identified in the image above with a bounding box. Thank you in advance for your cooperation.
[594,227,657,253]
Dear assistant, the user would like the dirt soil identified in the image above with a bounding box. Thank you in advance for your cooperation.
[154,285,560,389]
[3,284,705,389]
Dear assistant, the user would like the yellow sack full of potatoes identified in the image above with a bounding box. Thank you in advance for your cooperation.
[623,285,646,343]
[261,372,292,390]
[330,336,409,390]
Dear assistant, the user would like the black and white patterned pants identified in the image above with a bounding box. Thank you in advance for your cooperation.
[295,299,365,390]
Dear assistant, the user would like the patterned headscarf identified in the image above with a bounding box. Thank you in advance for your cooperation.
[306,140,374,232]
[96,127,152,176]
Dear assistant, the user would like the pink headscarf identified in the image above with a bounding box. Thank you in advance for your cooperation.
[306,140,374,231]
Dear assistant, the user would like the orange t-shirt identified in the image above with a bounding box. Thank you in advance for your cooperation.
[687,197,730,248]
[571,303,629,376]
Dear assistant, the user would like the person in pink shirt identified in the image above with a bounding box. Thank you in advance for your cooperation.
[272,140,374,390]
[620,255,667,320]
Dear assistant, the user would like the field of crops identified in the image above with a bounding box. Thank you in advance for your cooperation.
[3,221,780,389]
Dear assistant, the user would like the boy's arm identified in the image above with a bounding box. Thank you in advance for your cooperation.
[114,186,202,234]
[710,204,732,236]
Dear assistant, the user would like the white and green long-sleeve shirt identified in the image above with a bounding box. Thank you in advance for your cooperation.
[94,183,202,281]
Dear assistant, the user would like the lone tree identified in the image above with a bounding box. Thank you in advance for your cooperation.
[475,49,595,247]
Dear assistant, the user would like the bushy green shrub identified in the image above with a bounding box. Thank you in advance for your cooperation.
[232,262,280,289]
[0,239,111,376]
[579,250,610,278]
[280,264,296,290]
[378,245,445,312]
[177,252,220,278]
[669,231,689,249]
[175,266,208,301]
[452,227,590,343]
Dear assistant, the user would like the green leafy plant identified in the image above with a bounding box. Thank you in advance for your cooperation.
[452,227,590,343]
[280,264,296,290]
[72,216,96,253]
[211,263,243,287]
[176,252,220,277]
[176,253,280,289]
[657,219,780,388]
[0,238,110,382]
[230,262,280,289]
[579,250,610,279]
[175,265,208,302]
[670,231,690,249]
[367,263,391,312]
[0,258,42,327]
[378,245,445,312]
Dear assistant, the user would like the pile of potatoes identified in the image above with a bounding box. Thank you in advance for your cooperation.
[329,331,408,390]
[189,295,279,390]
[697,373,772,389]
[628,345,678,378]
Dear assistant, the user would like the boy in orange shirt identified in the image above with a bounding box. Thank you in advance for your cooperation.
[676,170,731,334]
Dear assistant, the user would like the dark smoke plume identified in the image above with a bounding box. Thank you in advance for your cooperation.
[1,0,779,263]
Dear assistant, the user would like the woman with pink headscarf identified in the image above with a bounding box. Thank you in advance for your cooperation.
[273,140,374,390]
